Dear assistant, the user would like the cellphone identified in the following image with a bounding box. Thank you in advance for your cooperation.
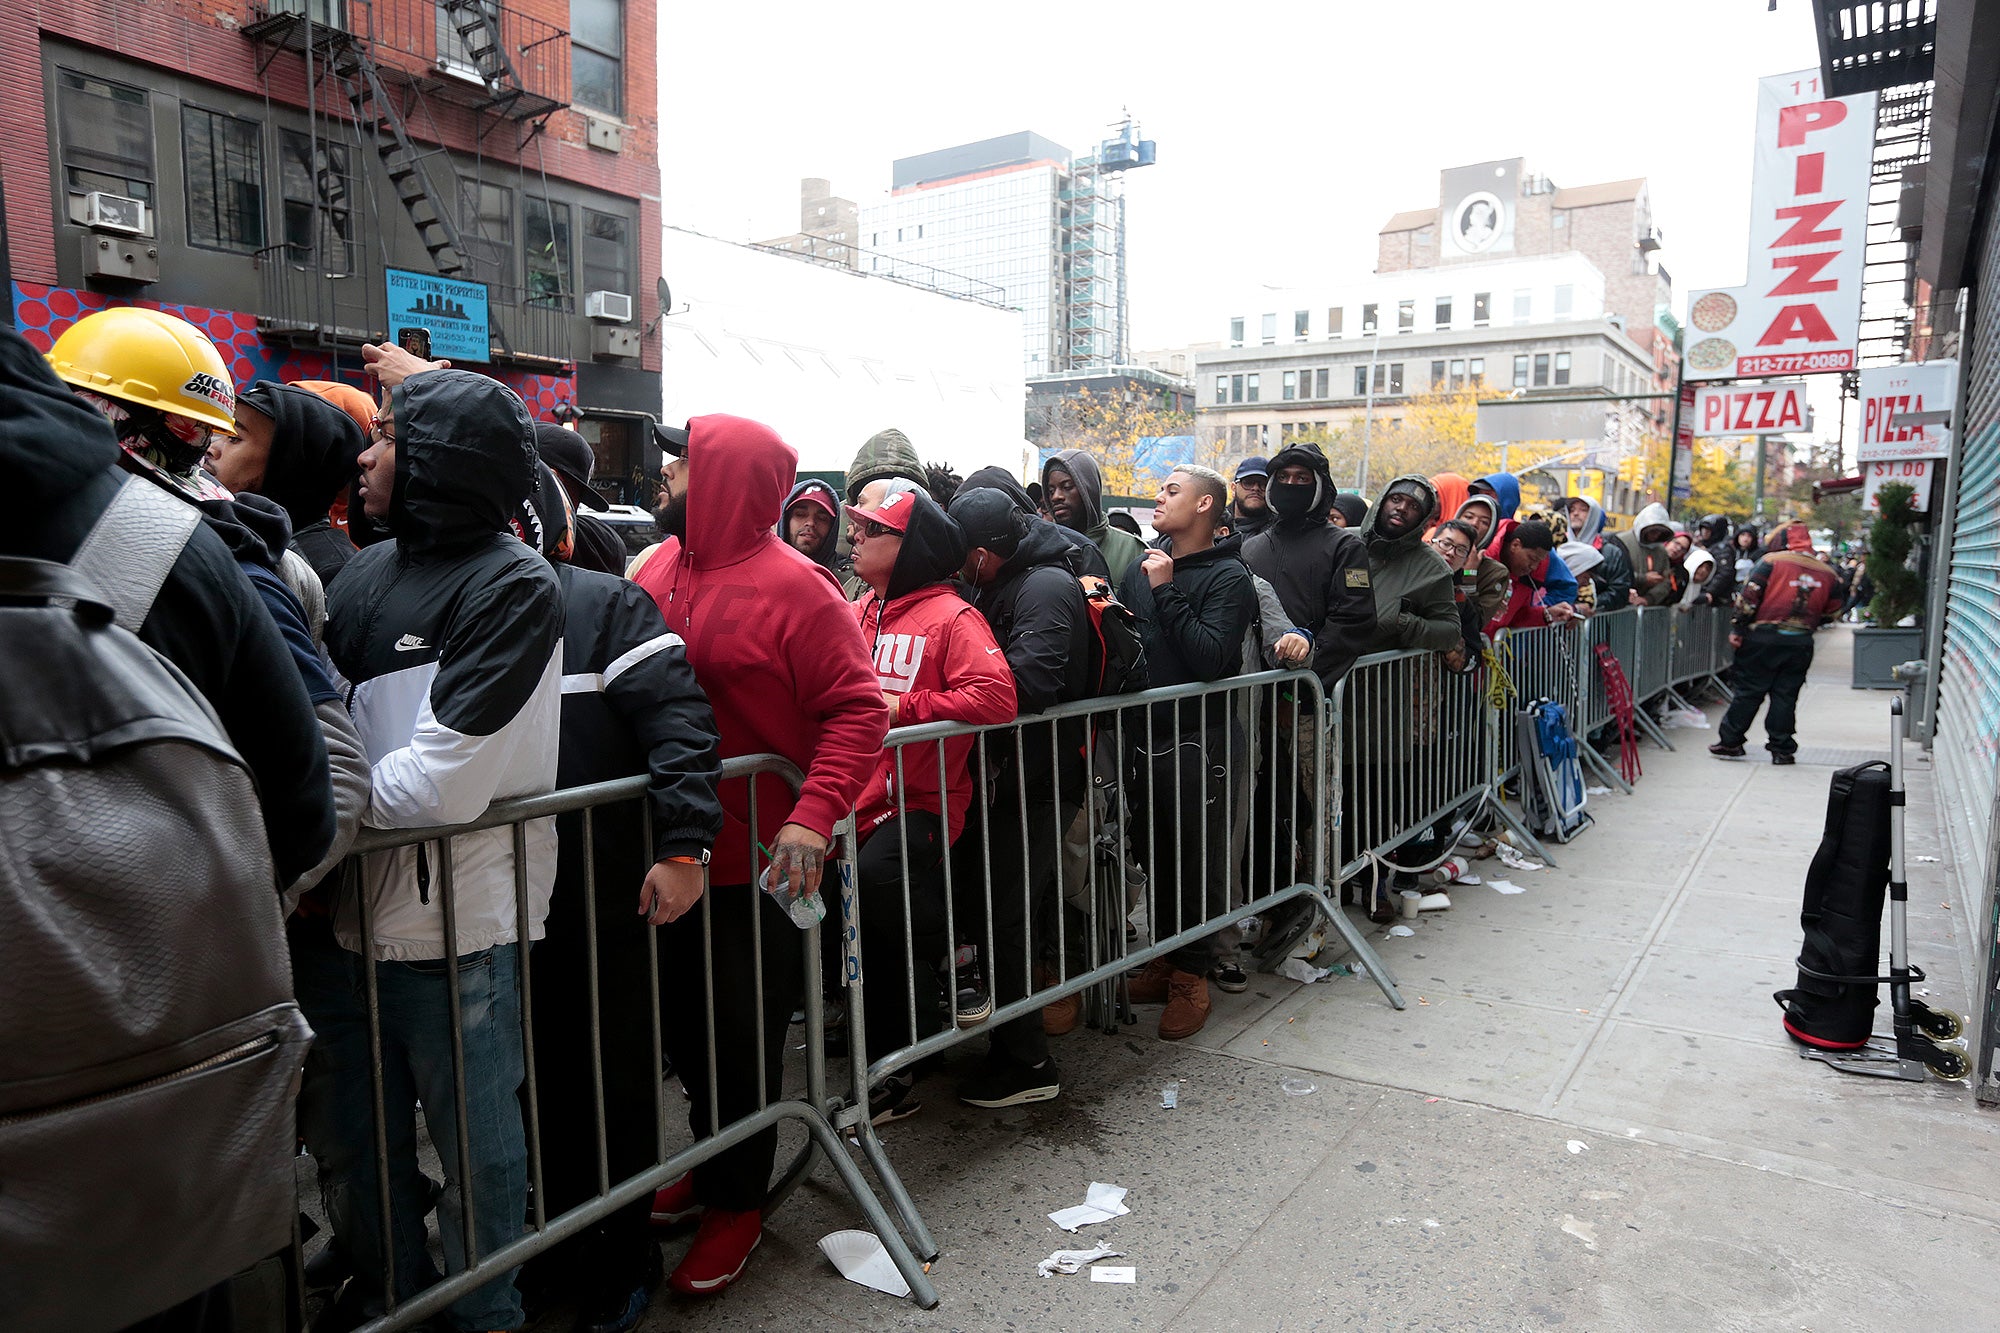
[398,327,432,359]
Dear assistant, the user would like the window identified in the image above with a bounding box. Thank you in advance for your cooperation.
[581,208,630,296]
[1513,289,1532,323]
[1397,299,1414,332]
[571,0,625,116]
[1315,367,1329,398]
[182,106,263,252]
[1327,307,1343,339]
[1260,313,1277,345]
[1214,375,1227,406]
[1449,358,1465,387]
[1282,370,1297,401]
[1355,366,1370,396]
[57,69,155,212]
[1435,297,1452,329]
[1367,363,1398,395]
[1533,353,1550,387]
[1361,303,1378,333]
[1230,373,1244,404]
[1473,292,1491,326]
[1468,357,1484,386]
[1246,373,1261,402]
[1431,359,1447,388]
[1229,316,1245,346]
[525,195,573,304]
[1513,354,1529,388]
[1554,284,1574,317]
[457,179,514,284]
[1387,363,1404,394]
[1294,309,1309,340]
[280,129,352,273]
[1554,351,1572,386]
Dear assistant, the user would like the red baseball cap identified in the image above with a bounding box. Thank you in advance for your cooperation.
[842,487,917,535]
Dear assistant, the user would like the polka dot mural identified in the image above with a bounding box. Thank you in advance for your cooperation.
[11,283,577,422]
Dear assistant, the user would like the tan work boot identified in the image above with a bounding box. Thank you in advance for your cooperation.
[1125,957,1174,1005]
[1158,969,1211,1041]
[1036,966,1081,1035]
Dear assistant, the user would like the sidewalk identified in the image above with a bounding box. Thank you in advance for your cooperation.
[642,626,2000,1330]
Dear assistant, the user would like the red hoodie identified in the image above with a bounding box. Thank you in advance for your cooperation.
[635,415,888,883]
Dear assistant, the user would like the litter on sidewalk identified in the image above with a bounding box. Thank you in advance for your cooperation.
[1487,879,1526,895]
[1038,1241,1124,1277]
[1049,1181,1130,1231]
[1281,1077,1317,1096]
[818,1230,912,1297]
[1160,1081,1179,1109]
[1091,1266,1137,1283]
[1494,843,1545,872]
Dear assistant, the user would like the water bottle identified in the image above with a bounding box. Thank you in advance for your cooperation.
[760,864,826,931]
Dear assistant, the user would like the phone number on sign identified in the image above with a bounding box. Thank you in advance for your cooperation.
[1735,350,1856,375]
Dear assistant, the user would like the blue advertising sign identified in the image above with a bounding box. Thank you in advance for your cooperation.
[385,267,490,363]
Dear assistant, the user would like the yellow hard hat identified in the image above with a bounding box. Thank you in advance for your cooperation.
[46,307,238,434]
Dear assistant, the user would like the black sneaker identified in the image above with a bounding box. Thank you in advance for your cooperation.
[1709,741,1747,758]
[1771,752,1797,766]
[1213,963,1249,994]
[576,1243,662,1333]
[955,986,994,1026]
[958,1055,1061,1108]
[869,1073,922,1126]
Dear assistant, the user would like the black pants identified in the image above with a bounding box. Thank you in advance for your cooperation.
[659,884,803,1213]
[1720,631,1814,756]
[951,749,1085,1067]
[855,811,949,1066]
[1129,723,1234,974]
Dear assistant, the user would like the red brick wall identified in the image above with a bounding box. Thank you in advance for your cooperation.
[2,0,660,370]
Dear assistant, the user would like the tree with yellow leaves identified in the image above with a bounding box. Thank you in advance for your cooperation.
[1035,387,1208,499]
[1314,388,1506,490]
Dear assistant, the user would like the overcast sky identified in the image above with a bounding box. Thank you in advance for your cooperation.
[660,0,1823,354]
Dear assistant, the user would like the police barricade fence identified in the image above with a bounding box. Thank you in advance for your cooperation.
[1666,605,1733,687]
[1630,605,1676,703]
[1582,608,1641,738]
[320,754,939,1331]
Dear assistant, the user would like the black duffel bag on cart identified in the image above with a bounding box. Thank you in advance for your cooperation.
[1775,761,1891,1049]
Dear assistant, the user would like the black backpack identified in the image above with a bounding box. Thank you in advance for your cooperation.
[0,477,312,1331]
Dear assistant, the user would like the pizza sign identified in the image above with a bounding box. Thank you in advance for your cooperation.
[1692,381,1810,436]
[1857,360,1957,462]
[1684,71,1875,381]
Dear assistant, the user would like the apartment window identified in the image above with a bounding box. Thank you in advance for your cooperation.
[571,0,625,117]
[1468,357,1485,386]
[457,179,513,284]
[1315,367,1329,398]
[1431,359,1447,388]
[1294,309,1309,341]
[1279,423,1295,443]
[1281,370,1296,401]
[1513,354,1530,388]
[581,208,631,298]
[1397,299,1414,333]
[1214,375,1228,405]
[1472,292,1491,327]
[1449,358,1465,387]
[1230,374,1244,404]
[1261,313,1277,345]
[1361,303,1378,333]
[1513,289,1532,323]
[1354,366,1369,396]
[1246,373,1261,402]
[1554,284,1574,317]
[1387,363,1404,394]
[1229,316,1245,346]
[1533,353,1551,387]
[1435,297,1452,329]
[524,195,574,304]
[57,69,155,210]
[1327,307,1343,339]
[1315,421,1328,432]
[280,129,352,273]
[181,106,263,252]
[1554,351,1572,386]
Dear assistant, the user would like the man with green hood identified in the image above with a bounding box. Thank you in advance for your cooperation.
[1354,475,1460,658]
[1043,448,1145,584]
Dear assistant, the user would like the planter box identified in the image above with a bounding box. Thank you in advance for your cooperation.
[1852,626,1925,689]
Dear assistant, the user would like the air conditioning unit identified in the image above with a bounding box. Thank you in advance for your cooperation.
[583,289,632,323]
[84,191,149,236]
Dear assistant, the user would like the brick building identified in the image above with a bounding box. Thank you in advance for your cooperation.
[757,177,862,269]
[1,0,662,501]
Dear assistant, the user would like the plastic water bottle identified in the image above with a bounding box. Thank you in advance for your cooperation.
[760,865,826,931]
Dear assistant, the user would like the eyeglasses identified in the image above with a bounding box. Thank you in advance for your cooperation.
[369,420,397,445]
[858,520,900,540]
[1432,540,1471,561]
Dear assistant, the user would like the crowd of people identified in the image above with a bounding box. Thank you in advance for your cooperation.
[1,307,1847,1333]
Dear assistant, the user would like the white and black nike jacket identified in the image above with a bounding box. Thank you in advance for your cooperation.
[326,370,564,962]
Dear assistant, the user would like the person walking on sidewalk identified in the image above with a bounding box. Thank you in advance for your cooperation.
[1711,523,1841,765]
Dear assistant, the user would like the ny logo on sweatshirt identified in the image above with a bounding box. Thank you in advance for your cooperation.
[873,633,927,691]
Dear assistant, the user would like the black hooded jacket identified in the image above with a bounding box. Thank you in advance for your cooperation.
[197,490,339,706]
[952,490,1094,715]
[782,477,842,572]
[1118,533,1255,731]
[1227,498,1273,538]
[1241,443,1377,684]
[1697,512,1738,602]
[964,464,1109,581]
[238,380,367,587]
[0,327,335,886]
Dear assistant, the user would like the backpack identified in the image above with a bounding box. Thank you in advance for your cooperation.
[1079,573,1149,696]
[0,477,313,1332]
[1515,697,1592,842]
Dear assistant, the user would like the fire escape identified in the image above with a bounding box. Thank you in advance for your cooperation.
[244,0,571,368]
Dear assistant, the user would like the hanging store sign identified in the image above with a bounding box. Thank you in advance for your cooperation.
[1863,457,1935,514]
[1691,380,1811,436]
[1857,360,1957,462]
[1684,70,1876,381]
[386,267,491,364]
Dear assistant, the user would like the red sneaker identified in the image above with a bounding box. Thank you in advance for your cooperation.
[649,1173,701,1228]
[668,1207,762,1295]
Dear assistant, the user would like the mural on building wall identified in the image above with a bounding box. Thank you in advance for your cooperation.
[11,283,576,421]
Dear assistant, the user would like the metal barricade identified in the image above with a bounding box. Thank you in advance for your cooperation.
[1630,606,1675,704]
[317,755,937,1331]
[1579,608,1639,738]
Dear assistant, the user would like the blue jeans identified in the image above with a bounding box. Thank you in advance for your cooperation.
[295,925,527,1332]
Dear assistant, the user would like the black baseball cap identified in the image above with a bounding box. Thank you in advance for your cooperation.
[653,420,690,458]
[531,422,608,510]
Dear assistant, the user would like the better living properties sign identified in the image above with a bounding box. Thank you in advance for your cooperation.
[386,268,490,363]
[1683,71,1875,381]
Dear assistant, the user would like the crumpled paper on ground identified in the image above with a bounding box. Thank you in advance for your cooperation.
[1494,843,1544,872]
[1487,879,1526,895]
[1038,1240,1125,1276]
[1274,957,1334,984]
[1657,705,1710,729]
[1049,1181,1130,1231]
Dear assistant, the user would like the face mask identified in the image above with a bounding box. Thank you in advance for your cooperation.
[1269,480,1317,520]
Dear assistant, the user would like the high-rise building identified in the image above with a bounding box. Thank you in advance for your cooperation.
[860,124,1154,374]
[757,177,861,270]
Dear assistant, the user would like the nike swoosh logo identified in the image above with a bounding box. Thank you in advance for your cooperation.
[394,634,430,652]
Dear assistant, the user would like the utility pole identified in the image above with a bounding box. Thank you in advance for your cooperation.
[1358,324,1383,494]
[1753,434,1768,521]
